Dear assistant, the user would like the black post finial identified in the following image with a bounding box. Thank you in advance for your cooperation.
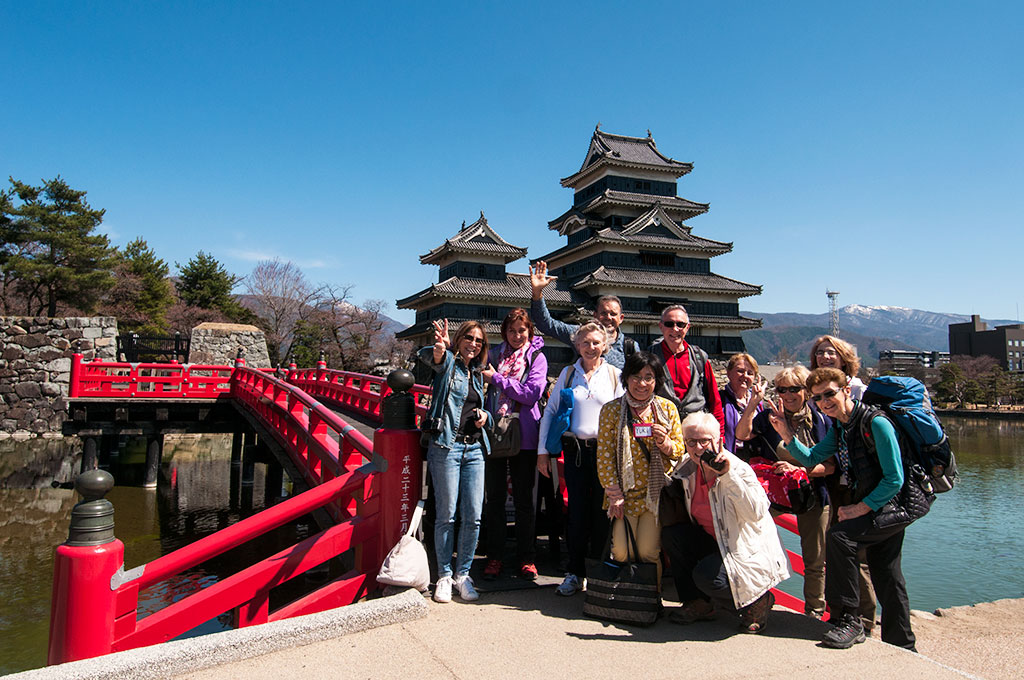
[66,470,116,546]
[382,369,417,430]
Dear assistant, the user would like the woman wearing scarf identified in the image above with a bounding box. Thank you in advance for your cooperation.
[481,309,548,581]
[720,353,763,460]
[596,351,685,584]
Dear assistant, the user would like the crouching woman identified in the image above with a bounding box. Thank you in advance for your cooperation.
[418,319,493,604]
[660,412,789,633]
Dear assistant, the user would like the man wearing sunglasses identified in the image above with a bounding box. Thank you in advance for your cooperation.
[648,305,725,437]
[767,367,916,653]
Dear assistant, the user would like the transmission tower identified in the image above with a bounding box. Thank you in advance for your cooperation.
[826,290,840,337]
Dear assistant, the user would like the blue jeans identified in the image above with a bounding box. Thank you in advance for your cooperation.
[428,441,485,578]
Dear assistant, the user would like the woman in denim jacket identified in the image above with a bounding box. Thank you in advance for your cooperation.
[418,319,493,603]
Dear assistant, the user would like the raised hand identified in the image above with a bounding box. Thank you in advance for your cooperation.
[750,377,768,406]
[529,260,556,300]
[432,319,451,348]
[766,396,795,443]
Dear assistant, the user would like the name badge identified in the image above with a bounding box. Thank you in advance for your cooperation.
[633,423,653,439]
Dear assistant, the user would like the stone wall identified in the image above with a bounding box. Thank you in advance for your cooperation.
[189,322,271,368]
[0,317,117,436]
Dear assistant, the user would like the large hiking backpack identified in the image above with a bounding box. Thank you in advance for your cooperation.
[861,375,958,493]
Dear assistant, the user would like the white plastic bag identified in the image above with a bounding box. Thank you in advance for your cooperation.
[376,501,429,592]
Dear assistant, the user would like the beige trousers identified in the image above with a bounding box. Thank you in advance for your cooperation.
[611,510,662,585]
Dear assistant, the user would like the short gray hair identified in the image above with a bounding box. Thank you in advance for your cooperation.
[660,304,689,322]
[572,321,609,347]
[681,412,720,443]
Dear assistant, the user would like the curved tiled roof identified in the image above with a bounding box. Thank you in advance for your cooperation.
[420,213,528,265]
[396,273,576,308]
[562,128,693,187]
[572,266,762,298]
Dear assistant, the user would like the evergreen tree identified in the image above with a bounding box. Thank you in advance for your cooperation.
[289,319,324,368]
[175,251,258,325]
[122,238,173,333]
[1,176,115,316]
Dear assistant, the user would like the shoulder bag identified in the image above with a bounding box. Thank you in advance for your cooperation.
[544,365,577,454]
[583,517,661,626]
[377,500,430,592]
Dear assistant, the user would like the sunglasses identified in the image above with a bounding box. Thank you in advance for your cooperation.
[775,386,803,394]
[811,388,841,403]
[662,321,689,329]
[462,336,485,345]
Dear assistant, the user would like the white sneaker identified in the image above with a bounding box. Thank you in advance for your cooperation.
[433,576,453,603]
[454,574,479,601]
[556,573,581,596]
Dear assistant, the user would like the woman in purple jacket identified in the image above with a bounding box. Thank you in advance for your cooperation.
[482,308,548,580]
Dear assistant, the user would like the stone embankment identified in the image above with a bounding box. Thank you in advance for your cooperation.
[189,323,271,368]
[0,317,117,437]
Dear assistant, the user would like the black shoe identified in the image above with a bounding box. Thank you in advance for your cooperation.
[822,613,866,649]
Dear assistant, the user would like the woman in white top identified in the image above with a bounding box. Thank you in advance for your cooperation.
[810,335,866,399]
[538,321,624,596]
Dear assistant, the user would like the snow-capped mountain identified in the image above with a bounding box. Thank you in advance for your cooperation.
[740,305,1018,366]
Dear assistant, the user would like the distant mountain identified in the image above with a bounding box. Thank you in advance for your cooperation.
[741,305,1018,367]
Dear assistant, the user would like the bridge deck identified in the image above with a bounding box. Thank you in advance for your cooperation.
[174,587,968,680]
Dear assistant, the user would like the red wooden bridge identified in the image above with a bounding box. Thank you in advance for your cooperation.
[48,353,813,666]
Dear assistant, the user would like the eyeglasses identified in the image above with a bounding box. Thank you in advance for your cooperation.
[684,437,715,448]
[661,321,689,329]
[775,386,803,394]
[815,348,838,357]
[628,375,656,384]
[463,336,485,345]
[811,389,841,403]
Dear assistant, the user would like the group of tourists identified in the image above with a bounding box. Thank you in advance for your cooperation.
[417,260,917,652]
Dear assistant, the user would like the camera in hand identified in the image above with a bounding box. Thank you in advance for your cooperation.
[700,448,726,472]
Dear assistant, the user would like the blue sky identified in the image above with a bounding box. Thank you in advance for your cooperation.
[4,1,1021,325]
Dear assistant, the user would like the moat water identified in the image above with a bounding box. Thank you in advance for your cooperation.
[1,417,1022,674]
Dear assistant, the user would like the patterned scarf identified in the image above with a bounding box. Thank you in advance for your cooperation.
[495,343,528,416]
[615,393,673,519]
[787,405,816,448]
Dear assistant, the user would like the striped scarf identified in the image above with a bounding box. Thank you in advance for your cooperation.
[615,394,673,520]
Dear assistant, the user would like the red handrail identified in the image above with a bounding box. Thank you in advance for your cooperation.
[287,367,432,425]
[70,354,235,399]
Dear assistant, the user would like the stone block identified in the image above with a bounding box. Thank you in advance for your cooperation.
[53,337,71,350]
[40,382,62,397]
[64,329,84,340]
[65,318,87,329]
[29,419,48,433]
[32,347,63,362]
[2,347,22,361]
[7,324,28,335]
[45,358,72,373]
[13,333,49,348]
[82,327,102,339]
[95,336,115,348]
[102,326,117,337]
[1,420,17,432]
[14,383,41,399]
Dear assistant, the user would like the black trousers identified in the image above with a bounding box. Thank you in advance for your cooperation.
[484,449,538,562]
[563,439,609,577]
[826,513,916,650]
[661,520,737,613]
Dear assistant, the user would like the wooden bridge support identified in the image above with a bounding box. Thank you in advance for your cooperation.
[143,436,162,489]
[81,437,99,473]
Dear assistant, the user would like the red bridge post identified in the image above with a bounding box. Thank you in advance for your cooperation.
[373,369,424,570]
[48,470,124,665]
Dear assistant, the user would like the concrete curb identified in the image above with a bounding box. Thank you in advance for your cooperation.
[8,588,429,680]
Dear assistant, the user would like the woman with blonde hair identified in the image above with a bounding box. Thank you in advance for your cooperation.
[537,321,623,596]
[720,352,763,460]
[810,335,865,399]
[417,319,492,603]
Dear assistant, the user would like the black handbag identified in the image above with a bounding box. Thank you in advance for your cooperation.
[489,410,522,458]
[582,517,661,626]
[872,460,935,531]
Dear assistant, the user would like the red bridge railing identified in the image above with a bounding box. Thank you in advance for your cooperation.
[51,357,423,665]
[287,367,431,425]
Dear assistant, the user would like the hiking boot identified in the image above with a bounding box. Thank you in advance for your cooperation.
[822,613,867,649]
[556,573,581,596]
[740,591,774,634]
[433,576,453,603]
[454,574,479,601]
[520,562,538,581]
[483,559,502,580]
[669,599,715,625]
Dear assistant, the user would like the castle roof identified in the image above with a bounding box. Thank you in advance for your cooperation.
[396,273,575,309]
[561,127,693,188]
[420,212,527,265]
[572,266,762,299]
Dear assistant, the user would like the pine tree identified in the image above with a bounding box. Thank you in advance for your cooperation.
[122,238,173,333]
[2,177,115,316]
[175,251,255,324]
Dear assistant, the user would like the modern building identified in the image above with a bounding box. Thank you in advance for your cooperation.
[396,126,762,369]
[878,349,950,388]
[948,315,1024,372]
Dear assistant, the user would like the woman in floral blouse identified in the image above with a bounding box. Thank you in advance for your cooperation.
[596,351,685,584]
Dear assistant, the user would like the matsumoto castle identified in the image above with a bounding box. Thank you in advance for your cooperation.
[396,126,762,369]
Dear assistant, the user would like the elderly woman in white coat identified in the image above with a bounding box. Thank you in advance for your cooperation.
[660,412,789,633]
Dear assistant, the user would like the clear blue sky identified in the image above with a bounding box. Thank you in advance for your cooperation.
[4,2,1021,325]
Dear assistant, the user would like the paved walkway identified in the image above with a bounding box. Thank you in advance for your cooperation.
[173,585,976,680]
